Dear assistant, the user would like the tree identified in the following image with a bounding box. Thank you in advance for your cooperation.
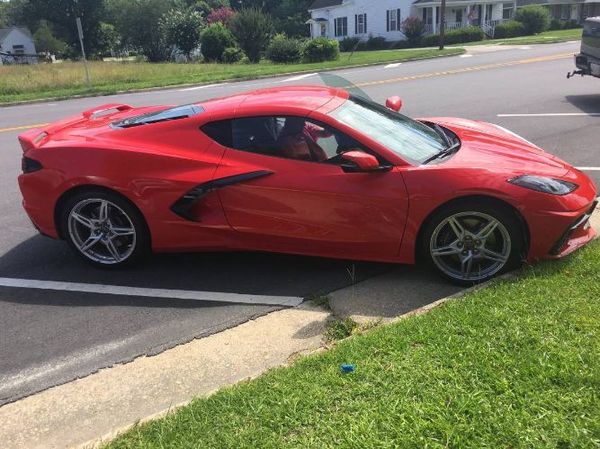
[229,8,273,63]
[514,5,551,35]
[401,17,425,46]
[200,22,235,61]
[160,9,205,60]
[108,0,175,62]
[190,0,230,16]
[20,0,106,55]
[0,0,29,29]
[207,6,234,25]
[96,22,120,56]
[272,0,311,38]
[33,20,68,55]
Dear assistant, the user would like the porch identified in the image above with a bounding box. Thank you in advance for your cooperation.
[413,0,515,37]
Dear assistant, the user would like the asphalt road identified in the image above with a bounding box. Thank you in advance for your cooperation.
[1,41,599,405]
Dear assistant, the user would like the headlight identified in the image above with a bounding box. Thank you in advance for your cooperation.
[508,175,578,195]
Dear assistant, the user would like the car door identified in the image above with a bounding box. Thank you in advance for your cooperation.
[202,116,409,261]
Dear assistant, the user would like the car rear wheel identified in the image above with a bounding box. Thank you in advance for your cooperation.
[61,190,149,268]
[422,200,524,285]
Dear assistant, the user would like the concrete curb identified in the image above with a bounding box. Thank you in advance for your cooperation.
[0,50,465,108]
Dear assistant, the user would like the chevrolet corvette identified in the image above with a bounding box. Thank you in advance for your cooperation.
[18,86,597,284]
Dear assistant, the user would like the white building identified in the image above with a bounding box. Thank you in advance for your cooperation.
[517,0,600,22]
[0,26,37,64]
[308,0,515,40]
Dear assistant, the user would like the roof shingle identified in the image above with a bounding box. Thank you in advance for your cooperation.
[309,0,344,10]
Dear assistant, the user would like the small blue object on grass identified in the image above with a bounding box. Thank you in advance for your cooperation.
[340,363,356,373]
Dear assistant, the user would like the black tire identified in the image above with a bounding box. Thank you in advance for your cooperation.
[420,199,524,286]
[59,189,150,268]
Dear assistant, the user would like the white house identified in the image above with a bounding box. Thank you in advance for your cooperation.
[517,0,600,23]
[308,0,515,40]
[0,26,37,64]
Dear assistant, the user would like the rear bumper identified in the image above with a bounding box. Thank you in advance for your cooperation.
[574,53,600,77]
[18,173,60,239]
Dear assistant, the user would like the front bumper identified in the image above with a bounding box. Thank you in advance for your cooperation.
[525,197,598,262]
[548,199,598,258]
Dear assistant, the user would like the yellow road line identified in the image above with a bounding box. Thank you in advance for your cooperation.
[0,123,49,134]
[354,52,573,88]
[0,52,573,134]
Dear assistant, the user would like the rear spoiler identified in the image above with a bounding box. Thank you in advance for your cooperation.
[18,103,134,153]
[81,103,132,119]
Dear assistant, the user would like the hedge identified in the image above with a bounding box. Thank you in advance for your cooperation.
[493,20,527,38]
[422,26,484,46]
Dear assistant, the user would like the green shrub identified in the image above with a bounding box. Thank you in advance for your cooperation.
[422,26,484,46]
[265,33,302,63]
[229,8,274,63]
[549,19,562,31]
[200,22,236,62]
[222,46,244,63]
[514,5,550,34]
[366,36,387,50]
[392,40,412,49]
[562,19,582,29]
[493,20,527,38]
[339,36,360,52]
[303,37,339,62]
[402,17,425,46]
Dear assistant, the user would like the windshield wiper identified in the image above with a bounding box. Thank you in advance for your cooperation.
[432,123,452,147]
[422,141,461,165]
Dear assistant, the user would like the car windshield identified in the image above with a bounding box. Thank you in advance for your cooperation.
[330,95,448,165]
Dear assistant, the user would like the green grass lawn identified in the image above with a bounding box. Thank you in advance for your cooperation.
[0,48,463,105]
[105,240,600,449]
[462,28,582,46]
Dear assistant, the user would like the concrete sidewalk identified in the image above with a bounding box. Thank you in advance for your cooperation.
[1,209,597,449]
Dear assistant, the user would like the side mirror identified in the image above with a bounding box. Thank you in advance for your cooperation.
[341,150,382,172]
[386,96,402,112]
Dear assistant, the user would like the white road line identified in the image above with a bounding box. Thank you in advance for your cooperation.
[459,54,473,58]
[577,167,600,171]
[178,83,229,92]
[279,73,317,83]
[520,46,532,50]
[385,62,403,68]
[497,113,600,117]
[0,277,303,307]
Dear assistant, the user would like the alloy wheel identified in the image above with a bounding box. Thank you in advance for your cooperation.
[67,198,137,265]
[429,211,511,282]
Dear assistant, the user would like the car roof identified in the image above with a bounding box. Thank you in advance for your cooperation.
[200,85,349,118]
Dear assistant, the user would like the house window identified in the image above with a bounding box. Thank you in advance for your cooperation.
[387,9,401,31]
[335,17,348,37]
[355,13,367,34]
[502,3,513,20]
[456,9,463,23]
[12,44,24,55]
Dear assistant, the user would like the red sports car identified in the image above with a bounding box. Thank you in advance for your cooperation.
[18,86,597,285]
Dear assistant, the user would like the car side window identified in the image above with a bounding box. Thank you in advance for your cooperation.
[202,116,370,165]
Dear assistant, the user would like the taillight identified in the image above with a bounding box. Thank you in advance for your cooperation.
[22,156,43,173]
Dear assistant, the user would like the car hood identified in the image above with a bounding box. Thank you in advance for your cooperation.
[422,117,572,177]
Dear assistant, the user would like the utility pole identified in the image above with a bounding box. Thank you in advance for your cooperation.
[439,0,447,50]
[76,17,91,87]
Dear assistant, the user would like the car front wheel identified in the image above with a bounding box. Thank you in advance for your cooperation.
[422,200,524,285]
[61,190,149,267]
